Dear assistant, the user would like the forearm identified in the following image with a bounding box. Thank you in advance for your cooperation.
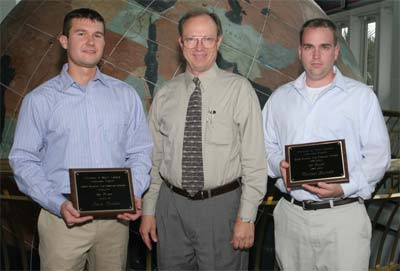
[142,170,162,216]
[9,155,66,216]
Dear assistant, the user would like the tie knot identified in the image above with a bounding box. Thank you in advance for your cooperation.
[193,77,201,88]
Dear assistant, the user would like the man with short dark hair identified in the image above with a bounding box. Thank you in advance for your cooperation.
[140,10,267,270]
[9,8,152,270]
[263,18,390,270]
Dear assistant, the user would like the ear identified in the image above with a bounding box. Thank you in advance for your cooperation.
[216,35,223,50]
[178,37,184,50]
[59,35,68,50]
[298,45,302,60]
[334,44,339,61]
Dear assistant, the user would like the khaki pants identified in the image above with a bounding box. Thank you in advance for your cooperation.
[274,198,371,271]
[38,209,129,271]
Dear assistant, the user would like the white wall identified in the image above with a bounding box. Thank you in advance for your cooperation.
[330,0,399,111]
[0,0,20,23]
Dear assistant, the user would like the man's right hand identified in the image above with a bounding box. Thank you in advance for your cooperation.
[60,200,93,227]
[279,160,291,192]
[139,215,158,250]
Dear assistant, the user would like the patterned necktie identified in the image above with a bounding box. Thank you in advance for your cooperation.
[181,77,204,196]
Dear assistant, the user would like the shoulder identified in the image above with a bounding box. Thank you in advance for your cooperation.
[154,73,185,100]
[340,75,377,101]
[269,81,295,100]
[24,74,62,103]
[101,73,136,93]
[219,69,252,86]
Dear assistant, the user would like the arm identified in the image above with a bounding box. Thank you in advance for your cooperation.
[140,93,164,248]
[118,90,153,222]
[341,91,391,198]
[8,94,66,217]
[232,80,267,249]
[262,98,287,192]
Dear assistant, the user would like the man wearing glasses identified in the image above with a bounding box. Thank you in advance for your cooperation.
[140,9,267,270]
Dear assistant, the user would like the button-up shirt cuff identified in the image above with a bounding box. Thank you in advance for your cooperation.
[49,193,68,217]
[142,199,156,216]
[341,181,359,198]
[268,155,284,179]
[132,174,151,198]
[238,201,258,222]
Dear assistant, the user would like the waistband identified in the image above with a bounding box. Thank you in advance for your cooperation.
[160,174,241,200]
[281,193,362,211]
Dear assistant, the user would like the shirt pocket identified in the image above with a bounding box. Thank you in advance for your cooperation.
[206,115,233,145]
[101,116,128,146]
[159,119,174,161]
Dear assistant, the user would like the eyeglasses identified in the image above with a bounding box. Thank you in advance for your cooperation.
[182,36,217,48]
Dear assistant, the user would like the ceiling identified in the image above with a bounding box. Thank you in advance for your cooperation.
[315,0,385,14]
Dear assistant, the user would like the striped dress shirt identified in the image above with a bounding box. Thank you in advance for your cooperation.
[9,64,153,216]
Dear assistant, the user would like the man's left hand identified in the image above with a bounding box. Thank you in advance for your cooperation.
[302,182,344,198]
[231,217,255,250]
[117,197,142,221]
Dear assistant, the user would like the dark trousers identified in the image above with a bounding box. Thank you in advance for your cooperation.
[156,183,248,270]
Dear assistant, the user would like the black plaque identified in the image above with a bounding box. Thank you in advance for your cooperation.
[69,168,135,217]
[285,140,349,187]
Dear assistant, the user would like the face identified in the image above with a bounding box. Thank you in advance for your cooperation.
[59,18,105,70]
[179,15,222,76]
[298,27,339,87]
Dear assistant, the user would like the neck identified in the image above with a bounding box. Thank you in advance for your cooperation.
[306,71,335,88]
[67,63,97,86]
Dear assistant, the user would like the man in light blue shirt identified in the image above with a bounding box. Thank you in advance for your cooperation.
[262,18,390,271]
[8,8,152,270]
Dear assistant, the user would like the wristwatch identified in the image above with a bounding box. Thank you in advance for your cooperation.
[240,217,254,224]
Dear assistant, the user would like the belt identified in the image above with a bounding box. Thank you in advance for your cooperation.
[160,174,241,200]
[281,193,362,211]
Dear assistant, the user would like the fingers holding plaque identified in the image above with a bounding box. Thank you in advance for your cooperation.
[69,168,135,217]
[285,140,349,188]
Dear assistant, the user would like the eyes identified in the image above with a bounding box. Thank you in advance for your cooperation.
[75,31,104,39]
[182,36,217,48]
[302,44,333,50]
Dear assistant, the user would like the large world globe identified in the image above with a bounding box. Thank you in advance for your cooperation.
[0,0,361,158]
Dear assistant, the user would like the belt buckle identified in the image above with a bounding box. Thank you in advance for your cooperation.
[302,201,308,210]
[200,190,210,200]
[302,200,314,210]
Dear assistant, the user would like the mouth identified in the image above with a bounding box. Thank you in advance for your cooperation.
[192,52,207,59]
[311,63,322,68]
[82,49,97,54]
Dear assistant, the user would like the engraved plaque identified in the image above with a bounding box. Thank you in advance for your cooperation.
[69,168,135,217]
[285,140,349,187]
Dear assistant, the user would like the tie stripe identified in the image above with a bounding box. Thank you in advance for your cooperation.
[181,77,204,195]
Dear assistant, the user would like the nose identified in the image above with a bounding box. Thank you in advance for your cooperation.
[312,48,320,59]
[194,38,204,49]
[86,35,94,45]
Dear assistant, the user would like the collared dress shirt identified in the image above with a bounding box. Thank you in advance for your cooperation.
[142,64,267,221]
[262,66,391,201]
[9,64,153,216]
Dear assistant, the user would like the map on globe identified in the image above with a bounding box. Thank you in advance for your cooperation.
[0,0,362,159]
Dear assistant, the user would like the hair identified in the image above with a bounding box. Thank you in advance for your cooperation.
[300,18,338,45]
[62,8,105,37]
[178,9,223,37]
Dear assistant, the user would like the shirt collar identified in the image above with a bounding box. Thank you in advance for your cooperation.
[183,63,219,93]
[293,65,348,93]
[59,63,109,93]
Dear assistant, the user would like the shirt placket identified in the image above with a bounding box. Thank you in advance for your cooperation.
[85,82,101,166]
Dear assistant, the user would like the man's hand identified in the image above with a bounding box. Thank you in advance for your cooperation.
[139,215,158,250]
[60,200,93,227]
[302,182,344,198]
[230,217,255,250]
[117,197,142,221]
[279,160,291,192]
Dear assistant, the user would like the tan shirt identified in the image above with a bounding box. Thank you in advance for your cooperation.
[142,64,267,221]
